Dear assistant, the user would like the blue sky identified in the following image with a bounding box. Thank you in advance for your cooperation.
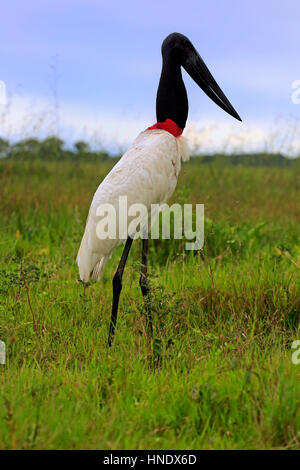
[1,0,300,153]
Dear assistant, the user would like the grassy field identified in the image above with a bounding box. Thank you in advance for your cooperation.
[0,156,299,449]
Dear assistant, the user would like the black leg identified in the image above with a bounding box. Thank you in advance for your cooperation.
[108,236,133,347]
[139,237,153,337]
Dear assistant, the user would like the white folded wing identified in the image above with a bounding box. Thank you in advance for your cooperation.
[77,129,190,282]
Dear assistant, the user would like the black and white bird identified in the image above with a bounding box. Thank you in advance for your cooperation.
[77,32,241,345]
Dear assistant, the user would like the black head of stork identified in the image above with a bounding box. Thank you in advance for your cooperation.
[156,32,242,130]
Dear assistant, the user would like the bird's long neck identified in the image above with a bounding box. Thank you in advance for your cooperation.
[156,54,188,130]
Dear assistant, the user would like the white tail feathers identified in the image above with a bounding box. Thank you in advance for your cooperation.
[77,245,108,282]
[91,256,108,281]
[77,227,108,282]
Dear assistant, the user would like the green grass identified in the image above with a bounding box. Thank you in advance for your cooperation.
[0,158,299,449]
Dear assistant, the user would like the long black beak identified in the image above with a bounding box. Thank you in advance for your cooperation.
[182,48,242,122]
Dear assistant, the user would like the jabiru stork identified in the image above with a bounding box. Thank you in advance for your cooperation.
[77,32,241,346]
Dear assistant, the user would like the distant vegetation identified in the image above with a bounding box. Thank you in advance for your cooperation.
[1,136,300,167]
[0,137,111,161]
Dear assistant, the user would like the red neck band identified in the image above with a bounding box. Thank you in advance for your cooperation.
[147,119,183,138]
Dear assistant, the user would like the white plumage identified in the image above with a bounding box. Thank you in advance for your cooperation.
[77,128,190,282]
